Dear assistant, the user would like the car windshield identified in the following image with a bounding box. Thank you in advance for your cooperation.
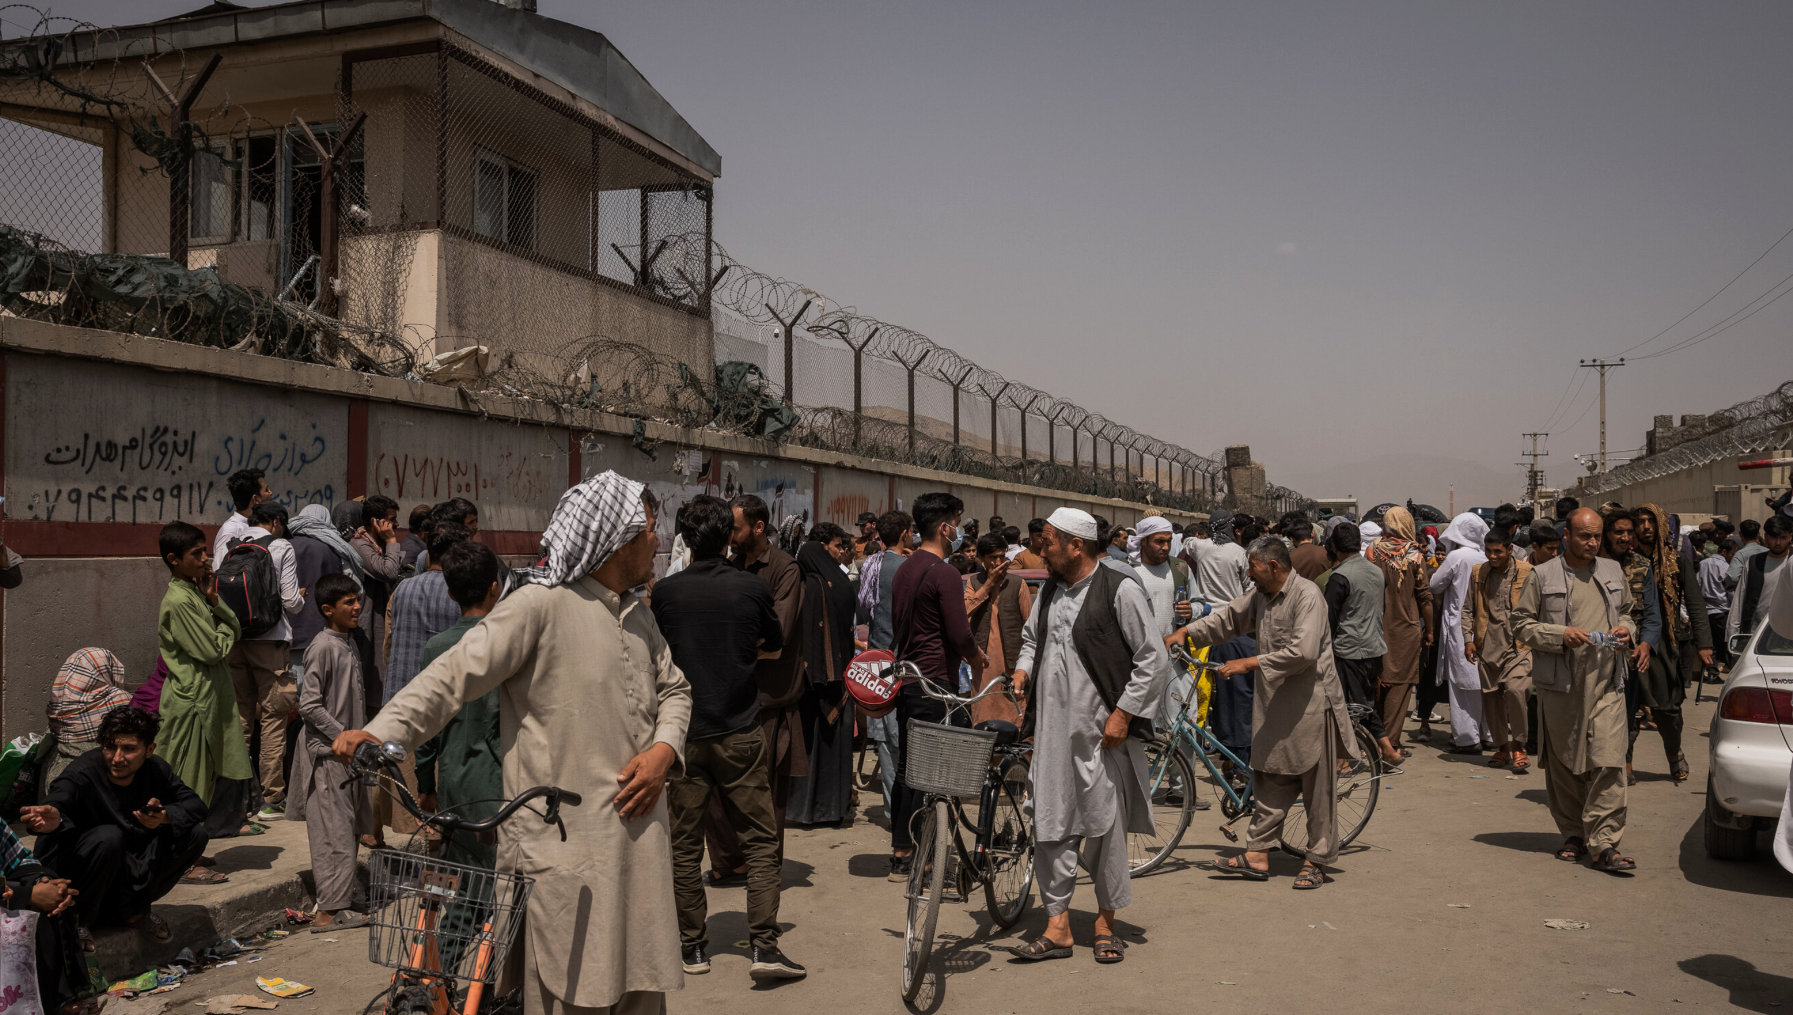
[1757,627,1793,656]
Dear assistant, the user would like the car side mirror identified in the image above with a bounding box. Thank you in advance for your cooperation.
[1729,633,1751,655]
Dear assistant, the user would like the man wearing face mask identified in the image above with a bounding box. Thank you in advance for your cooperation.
[886,491,988,880]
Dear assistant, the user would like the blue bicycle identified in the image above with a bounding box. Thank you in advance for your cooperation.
[1127,645,1385,876]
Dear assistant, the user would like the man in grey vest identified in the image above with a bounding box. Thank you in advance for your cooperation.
[1513,508,1639,873]
[1173,536,1359,889]
[1007,508,1168,965]
[1321,524,1404,766]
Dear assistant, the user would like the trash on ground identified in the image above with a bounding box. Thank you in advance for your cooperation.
[1544,919,1590,931]
[1447,903,1471,908]
[265,929,293,939]
[1607,989,1637,996]
[107,970,160,996]
[255,977,314,999]
[283,908,313,926]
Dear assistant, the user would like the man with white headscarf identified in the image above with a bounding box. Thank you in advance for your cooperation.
[1431,512,1491,753]
[1007,507,1168,965]
[1133,515,1198,729]
[337,472,692,1014]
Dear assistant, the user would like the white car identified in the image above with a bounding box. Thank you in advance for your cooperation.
[1706,622,1793,859]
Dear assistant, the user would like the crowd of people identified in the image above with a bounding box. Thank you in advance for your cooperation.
[4,466,1792,1013]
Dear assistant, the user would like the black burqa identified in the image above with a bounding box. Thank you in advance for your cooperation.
[785,541,857,825]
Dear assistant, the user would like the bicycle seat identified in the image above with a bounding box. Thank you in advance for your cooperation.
[974,720,1019,747]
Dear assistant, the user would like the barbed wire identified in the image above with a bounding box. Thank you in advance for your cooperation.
[0,5,1304,515]
[1578,379,1793,494]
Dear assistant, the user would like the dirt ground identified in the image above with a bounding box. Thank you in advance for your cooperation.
[123,695,1792,1015]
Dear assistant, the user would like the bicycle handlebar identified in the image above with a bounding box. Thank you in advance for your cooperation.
[895,661,1017,707]
[1168,643,1223,674]
[351,740,583,839]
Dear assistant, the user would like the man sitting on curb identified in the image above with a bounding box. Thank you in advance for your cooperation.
[19,707,210,944]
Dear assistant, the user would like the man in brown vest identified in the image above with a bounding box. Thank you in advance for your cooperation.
[1465,529,1533,772]
[1513,508,1638,873]
[966,533,1032,725]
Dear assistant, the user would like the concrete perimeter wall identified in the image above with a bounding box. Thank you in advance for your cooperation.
[0,317,1196,739]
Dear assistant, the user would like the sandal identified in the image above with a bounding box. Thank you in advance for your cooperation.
[1092,934,1126,964]
[310,911,370,933]
[1512,750,1530,774]
[1006,936,1074,961]
[1292,862,1330,890]
[1554,836,1587,862]
[180,866,231,885]
[1197,854,1270,881]
[1590,847,1636,873]
[131,912,172,942]
[1487,750,1512,767]
[1672,753,1690,784]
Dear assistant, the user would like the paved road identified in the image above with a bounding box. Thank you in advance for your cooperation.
[120,695,1792,1015]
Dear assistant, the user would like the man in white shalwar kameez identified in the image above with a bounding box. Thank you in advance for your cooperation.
[1431,512,1490,753]
[1007,508,1168,965]
[336,473,691,1015]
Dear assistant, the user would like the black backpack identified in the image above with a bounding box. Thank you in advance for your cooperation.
[216,535,283,637]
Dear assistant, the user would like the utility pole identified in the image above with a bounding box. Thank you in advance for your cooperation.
[1577,358,1625,473]
[1521,432,1549,504]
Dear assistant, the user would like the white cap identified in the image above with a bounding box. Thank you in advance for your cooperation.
[1046,507,1099,541]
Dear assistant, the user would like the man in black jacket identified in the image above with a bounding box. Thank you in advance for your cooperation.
[19,708,209,941]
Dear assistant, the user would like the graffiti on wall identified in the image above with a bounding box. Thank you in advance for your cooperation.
[24,418,337,523]
[722,459,815,530]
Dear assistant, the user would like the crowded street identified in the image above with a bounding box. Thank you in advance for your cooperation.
[98,694,1788,1014]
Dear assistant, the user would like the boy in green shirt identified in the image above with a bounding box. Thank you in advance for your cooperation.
[154,521,252,816]
[414,540,503,869]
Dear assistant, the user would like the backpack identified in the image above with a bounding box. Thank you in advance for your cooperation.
[216,535,284,637]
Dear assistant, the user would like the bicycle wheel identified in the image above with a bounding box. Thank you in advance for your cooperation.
[901,798,950,1003]
[1128,738,1196,877]
[1279,722,1382,857]
[982,756,1035,929]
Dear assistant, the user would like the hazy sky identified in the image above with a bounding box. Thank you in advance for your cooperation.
[28,1,1793,509]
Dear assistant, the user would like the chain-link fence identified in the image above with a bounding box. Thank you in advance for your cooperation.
[0,7,1305,515]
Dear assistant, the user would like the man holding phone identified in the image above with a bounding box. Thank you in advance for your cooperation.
[20,708,210,942]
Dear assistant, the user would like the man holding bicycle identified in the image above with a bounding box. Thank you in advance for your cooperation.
[1007,508,1168,965]
[1170,535,1360,890]
[336,472,692,1015]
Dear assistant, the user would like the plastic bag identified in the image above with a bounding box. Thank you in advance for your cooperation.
[0,734,44,815]
[0,903,46,1015]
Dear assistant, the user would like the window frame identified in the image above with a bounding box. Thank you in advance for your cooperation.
[472,147,539,252]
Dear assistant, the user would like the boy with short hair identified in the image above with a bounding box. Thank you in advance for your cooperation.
[290,572,371,930]
[415,540,504,869]
[412,540,504,970]
[154,520,253,860]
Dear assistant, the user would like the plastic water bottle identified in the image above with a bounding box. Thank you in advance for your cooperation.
[1588,631,1620,649]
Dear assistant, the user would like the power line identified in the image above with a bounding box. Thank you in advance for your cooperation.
[1543,369,1591,431]
[1629,265,1793,361]
[1535,369,1580,432]
[1612,219,1793,358]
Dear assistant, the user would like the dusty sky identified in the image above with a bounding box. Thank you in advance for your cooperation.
[23,0,1793,510]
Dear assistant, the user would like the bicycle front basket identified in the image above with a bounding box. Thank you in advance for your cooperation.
[905,720,998,798]
[367,848,533,985]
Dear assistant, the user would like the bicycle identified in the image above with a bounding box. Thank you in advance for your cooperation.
[1128,645,1385,876]
[347,740,583,1015]
[898,669,1035,1003]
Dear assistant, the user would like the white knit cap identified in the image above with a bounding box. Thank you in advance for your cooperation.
[1046,507,1099,541]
